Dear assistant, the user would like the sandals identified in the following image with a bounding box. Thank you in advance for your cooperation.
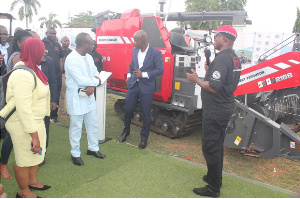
[0,164,13,179]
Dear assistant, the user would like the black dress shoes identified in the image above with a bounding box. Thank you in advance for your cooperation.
[87,150,106,159]
[72,156,84,166]
[119,133,129,143]
[138,140,147,149]
[193,186,220,198]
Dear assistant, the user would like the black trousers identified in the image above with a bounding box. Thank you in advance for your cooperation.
[123,82,154,141]
[0,129,13,164]
[44,116,50,149]
[201,117,230,192]
[51,75,62,119]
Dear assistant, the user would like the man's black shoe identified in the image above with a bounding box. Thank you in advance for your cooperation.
[87,150,106,159]
[72,156,84,166]
[138,140,147,149]
[193,186,220,198]
[119,133,129,143]
[203,175,208,183]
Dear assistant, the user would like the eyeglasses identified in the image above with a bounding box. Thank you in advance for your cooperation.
[83,42,95,46]
[0,33,8,36]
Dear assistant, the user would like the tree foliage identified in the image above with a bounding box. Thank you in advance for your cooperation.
[64,11,94,28]
[39,12,62,28]
[10,0,41,28]
[185,0,246,30]
[293,7,300,33]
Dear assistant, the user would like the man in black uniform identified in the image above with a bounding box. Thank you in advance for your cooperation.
[186,25,241,197]
[61,36,72,73]
[90,40,103,73]
[42,27,64,123]
[89,40,103,99]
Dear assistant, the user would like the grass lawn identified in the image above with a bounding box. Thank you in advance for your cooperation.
[1,93,299,197]
[0,124,294,198]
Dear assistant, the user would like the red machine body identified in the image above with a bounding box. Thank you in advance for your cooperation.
[225,51,300,161]
[94,8,300,160]
[96,9,173,102]
[234,51,300,96]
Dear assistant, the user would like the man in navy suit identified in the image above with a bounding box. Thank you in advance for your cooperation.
[119,30,164,149]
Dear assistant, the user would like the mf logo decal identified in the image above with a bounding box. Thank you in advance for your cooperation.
[212,71,221,80]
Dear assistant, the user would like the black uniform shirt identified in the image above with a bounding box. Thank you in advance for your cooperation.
[42,38,64,77]
[41,56,58,104]
[92,51,103,73]
[201,48,241,120]
[62,48,72,58]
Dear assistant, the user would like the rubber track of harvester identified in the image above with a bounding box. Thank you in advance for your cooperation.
[114,99,202,138]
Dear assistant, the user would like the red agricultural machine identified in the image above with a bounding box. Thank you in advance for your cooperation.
[93,1,300,161]
[225,35,300,161]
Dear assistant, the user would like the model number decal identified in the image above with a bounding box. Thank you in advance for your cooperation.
[275,73,293,82]
[258,73,293,88]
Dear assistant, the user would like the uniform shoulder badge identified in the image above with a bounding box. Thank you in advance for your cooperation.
[212,71,221,80]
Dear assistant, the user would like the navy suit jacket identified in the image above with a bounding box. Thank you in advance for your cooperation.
[41,56,58,103]
[127,46,164,94]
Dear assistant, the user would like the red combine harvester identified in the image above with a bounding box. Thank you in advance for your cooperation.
[94,7,249,137]
[94,4,300,160]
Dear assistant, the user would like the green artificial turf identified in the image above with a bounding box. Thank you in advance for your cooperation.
[0,124,292,198]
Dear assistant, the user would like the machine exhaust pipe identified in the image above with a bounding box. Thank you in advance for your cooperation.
[159,0,167,12]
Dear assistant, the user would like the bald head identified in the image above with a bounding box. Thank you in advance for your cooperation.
[75,32,94,55]
[14,27,23,34]
[134,30,147,41]
[0,25,9,45]
[133,30,148,50]
[29,31,41,40]
[61,36,69,42]
[61,36,70,49]
[0,25,7,32]
[46,27,57,43]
